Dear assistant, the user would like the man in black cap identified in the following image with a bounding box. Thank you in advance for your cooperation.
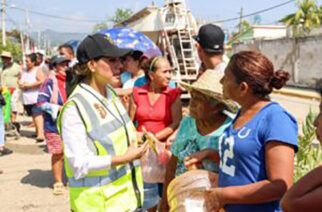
[194,24,227,76]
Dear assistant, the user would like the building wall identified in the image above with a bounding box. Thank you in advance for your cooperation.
[233,35,322,88]
[253,26,287,40]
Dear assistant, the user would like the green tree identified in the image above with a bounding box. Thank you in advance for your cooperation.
[236,20,252,33]
[92,8,134,32]
[319,5,322,22]
[109,8,133,25]
[228,20,253,45]
[0,34,23,62]
[280,0,321,37]
[7,29,22,43]
[93,22,109,33]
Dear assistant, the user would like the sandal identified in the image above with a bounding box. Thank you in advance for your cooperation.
[36,138,45,143]
[53,182,64,195]
[0,148,13,156]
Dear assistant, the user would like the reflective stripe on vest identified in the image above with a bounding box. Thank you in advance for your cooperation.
[69,160,140,188]
[59,84,143,211]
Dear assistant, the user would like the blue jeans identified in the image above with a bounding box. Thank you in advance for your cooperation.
[142,182,160,209]
[0,107,5,147]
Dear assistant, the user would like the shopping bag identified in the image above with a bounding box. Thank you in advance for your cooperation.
[140,140,171,183]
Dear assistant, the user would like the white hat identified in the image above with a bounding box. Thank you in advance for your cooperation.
[1,51,12,58]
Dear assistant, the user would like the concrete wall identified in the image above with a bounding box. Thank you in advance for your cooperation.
[233,35,322,88]
[253,26,287,40]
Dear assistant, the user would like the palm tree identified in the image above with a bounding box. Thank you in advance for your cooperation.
[280,0,321,37]
[319,5,322,23]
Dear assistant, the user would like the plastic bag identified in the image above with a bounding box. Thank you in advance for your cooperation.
[140,140,171,183]
[167,170,220,212]
[1,88,11,123]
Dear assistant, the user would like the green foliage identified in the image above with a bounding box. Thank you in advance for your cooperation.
[109,8,134,25]
[229,20,253,45]
[92,8,134,32]
[320,5,322,22]
[0,36,23,62]
[92,22,109,33]
[294,110,322,182]
[280,0,321,37]
[7,29,22,43]
[236,20,252,33]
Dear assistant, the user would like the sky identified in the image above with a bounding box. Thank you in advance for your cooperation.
[4,0,322,34]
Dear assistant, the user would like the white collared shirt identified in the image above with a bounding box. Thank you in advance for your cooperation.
[61,83,113,180]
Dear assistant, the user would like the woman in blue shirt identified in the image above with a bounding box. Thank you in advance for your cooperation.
[200,51,298,212]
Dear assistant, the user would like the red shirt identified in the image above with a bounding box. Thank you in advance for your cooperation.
[133,85,181,141]
[56,72,67,103]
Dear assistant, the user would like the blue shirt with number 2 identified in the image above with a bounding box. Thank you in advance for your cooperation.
[219,102,298,212]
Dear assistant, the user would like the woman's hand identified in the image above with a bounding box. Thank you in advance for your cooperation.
[183,149,210,168]
[136,132,144,145]
[165,130,177,149]
[19,82,26,90]
[204,188,225,212]
[123,140,149,162]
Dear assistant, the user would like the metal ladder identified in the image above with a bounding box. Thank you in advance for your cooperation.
[172,1,199,81]
[158,7,181,81]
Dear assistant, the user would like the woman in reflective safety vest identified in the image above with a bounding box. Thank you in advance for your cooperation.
[58,33,148,212]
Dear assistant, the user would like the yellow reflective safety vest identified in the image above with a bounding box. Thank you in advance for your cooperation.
[58,84,143,212]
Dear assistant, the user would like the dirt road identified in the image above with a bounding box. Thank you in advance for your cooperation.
[0,123,69,212]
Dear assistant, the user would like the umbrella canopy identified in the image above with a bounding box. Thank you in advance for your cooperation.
[65,40,81,55]
[99,27,160,53]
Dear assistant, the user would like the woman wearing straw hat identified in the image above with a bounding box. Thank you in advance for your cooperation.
[58,33,148,212]
[160,69,236,211]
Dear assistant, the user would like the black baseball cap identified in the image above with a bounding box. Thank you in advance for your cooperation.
[76,33,131,64]
[194,24,225,53]
[50,55,70,67]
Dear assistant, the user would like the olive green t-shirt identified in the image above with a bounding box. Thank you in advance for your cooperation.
[1,62,21,88]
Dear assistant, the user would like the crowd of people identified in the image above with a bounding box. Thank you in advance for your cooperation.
[0,23,321,212]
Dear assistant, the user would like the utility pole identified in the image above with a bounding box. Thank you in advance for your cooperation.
[19,23,26,66]
[25,8,31,53]
[37,30,41,50]
[2,0,6,46]
[238,7,243,34]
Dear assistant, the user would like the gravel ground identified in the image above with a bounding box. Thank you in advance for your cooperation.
[0,119,70,212]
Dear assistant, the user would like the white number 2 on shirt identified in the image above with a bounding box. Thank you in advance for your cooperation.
[220,136,236,176]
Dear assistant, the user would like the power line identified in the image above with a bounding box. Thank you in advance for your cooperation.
[211,0,295,23]
[12,7,103,23]
[3,0,296,29]
[1,2,105,23]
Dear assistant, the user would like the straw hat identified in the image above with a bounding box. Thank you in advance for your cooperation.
[179,69,237,112]
[1,51,12,58]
